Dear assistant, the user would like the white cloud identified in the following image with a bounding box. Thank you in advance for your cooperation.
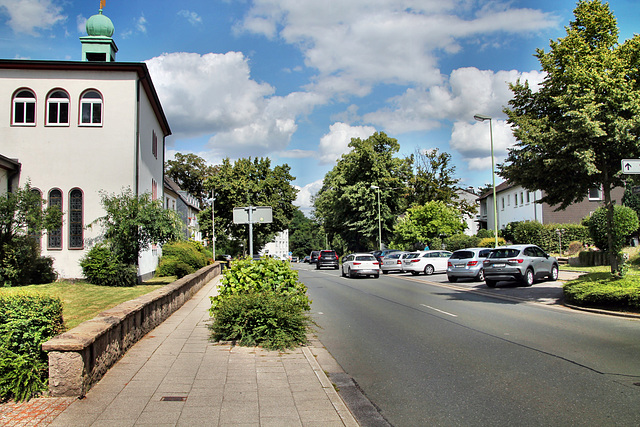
[294,179,324,215]
[136,15,147,33]
[76,15,86,34]
[178,10,202,26]
[450,119,516,171]
[147,52,325,160]
[0,0,65,35]
[238,0,558,99]
[318,122,377,164]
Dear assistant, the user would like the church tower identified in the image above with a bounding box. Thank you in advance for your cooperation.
[80,2,118,62]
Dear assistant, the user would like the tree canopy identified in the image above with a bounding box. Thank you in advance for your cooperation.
[501,0,640,271]
[165,152,215,206]
[313,132,413,252]
[204,157,298,253]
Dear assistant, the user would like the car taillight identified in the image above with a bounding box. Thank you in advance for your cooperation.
[467,261,478,266]
[373,261,379,265]
[397,260,402,264]
[509,259,524,264]
[353,262,361,265]
[448,261,453,267]
[411,259,420,263]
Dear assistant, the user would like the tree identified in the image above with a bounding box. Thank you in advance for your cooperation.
[390,201,466,250]
[92,188,184,265]
[585,205,638,255]
[204,157,298,253]
[408,148,476,217]
[288,209,325,258]
[501,0,640,273]
[165,153,215,206]
[0,183,61,285]
[314,132,413,252]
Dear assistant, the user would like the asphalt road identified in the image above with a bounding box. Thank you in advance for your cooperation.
[294,264,640,426]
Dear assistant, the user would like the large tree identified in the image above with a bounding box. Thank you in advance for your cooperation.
[501,0,640,272]
[313,132,413,252]
[165,153,215,206]
[288,209,325,259]
[204,157,298,253]
[408,148,477,217]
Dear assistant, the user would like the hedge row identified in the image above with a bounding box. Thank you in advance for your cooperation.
[0,294,65,401]
[156,241,212,278]
[564,274,640,311]
[501,221,591,253]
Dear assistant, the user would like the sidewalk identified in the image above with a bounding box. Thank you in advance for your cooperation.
[21,275,358,427]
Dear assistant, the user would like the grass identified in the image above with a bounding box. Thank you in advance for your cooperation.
[0,277,175,330]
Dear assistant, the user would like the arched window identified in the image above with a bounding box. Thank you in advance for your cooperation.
[29,188,43,246]
[48,189,62,249]
[80,90,102,125]
[46,90,70,125]
[69,189,84,249]
[12,89,36,125]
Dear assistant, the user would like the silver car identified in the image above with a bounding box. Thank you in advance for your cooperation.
[447,248,493,282]
[380,251,409,274]
[482,245,559,288]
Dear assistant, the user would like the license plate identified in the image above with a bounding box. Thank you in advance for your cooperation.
[455,264,465,268]
[492,263,505,268]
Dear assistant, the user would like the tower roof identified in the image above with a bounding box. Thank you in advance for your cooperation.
[86,9,114,37]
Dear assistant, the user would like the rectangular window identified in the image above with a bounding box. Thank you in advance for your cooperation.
[69,189,83,249]
[152,131,158,159]
[48,190,63,249]
[588,187,603,201]
[152,179,158,201]
[13,101,36,125]
[520,192,524,205]
[507,195,511,206]
[501,197,505,210]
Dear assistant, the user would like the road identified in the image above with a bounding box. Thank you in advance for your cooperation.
[294,263,640,426]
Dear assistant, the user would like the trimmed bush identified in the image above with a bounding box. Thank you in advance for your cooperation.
[0,294,64,401]
[585,205,639,253]
[478,237,506,248]
[155,241,210,278]
[564,274,640,311]
[444,234,481,251]
[209,257,313,350]
[80,244,137,287]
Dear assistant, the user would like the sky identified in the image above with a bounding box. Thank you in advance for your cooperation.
[1,0,638,214]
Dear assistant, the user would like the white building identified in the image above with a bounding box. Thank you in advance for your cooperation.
[455,187,480,236]
[0,8,170,279]
[164,177,202,243]
[262,230,290,260]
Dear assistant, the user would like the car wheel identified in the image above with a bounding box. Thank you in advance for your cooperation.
[334,266,339,270]
[448,275,457,283]
[382,270,389,274]
[349,268,355,278]
[475,269,485,282]
[411,271,419,276]
[341,267,346,277]
[424,265,434,275]
[486,279,497,288]
[549,264,559,281]
[374,273,379,278]
[523,268,534,287]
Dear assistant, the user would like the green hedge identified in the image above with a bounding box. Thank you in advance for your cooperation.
[564,274,640,311]
[80,244,137,287]
[209,257,313,350]
[503,221,591,253]
[156,241,211,278]
[0,294,65,401]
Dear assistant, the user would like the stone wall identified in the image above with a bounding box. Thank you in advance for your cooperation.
[42,263,222,397]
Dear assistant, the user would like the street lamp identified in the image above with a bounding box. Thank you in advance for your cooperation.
[370,185,382,251]
[211,191,216,259]
[474,113,499,248]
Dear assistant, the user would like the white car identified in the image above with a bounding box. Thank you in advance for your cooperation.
[402,250,452,275]
[341,253,380,278]
[381,251,409,274]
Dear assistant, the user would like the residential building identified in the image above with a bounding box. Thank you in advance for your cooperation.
[455,187,479,236]
[477,181,623,231]
[262,230,290,260]
[164,177,202,242]
[1,7,170,279]
[0,154,20,195]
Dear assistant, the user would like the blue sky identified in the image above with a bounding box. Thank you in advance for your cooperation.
[1,0,638,213]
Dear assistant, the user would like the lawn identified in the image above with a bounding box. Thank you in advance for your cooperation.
[0,276,175,330]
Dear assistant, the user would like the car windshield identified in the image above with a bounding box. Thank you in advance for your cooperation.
[489,249,521,258]
[450,251,474,260]
[355,255,376,261]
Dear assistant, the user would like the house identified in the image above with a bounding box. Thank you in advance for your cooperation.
[455,187,479,236]
[0,154,20,195]
[262,230,290,260]
[1,7,170,280]
[164,177,202,242]
[477,181,624,231]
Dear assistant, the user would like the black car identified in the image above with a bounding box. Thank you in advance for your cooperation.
[316,250,339,269]
[309,251,320,264]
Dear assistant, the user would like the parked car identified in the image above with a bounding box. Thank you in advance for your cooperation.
[316,250,339,269]
[309,250,321,264]
[482,245,559,287]
[291,256,299,263]
[446,248,493,282]
[402,250,452,275]
[303,256,311,263]
[341,253,380,278]
[380,251,409,274]
[372,249,403,264]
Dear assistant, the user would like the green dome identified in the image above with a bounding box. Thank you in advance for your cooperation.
[86,9,114,37]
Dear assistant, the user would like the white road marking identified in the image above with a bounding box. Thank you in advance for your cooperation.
[421,304,458,317]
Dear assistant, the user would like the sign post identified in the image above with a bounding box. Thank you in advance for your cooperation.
[233,206,273,257]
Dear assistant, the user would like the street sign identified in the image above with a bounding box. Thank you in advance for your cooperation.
[233,206,273,224]
[621,159,640,174]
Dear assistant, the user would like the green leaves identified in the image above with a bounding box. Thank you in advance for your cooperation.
[391,201,465,250]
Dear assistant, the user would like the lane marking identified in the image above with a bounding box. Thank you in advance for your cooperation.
[421,304,457,317]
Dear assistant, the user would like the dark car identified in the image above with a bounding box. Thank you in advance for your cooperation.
[483,245,559,287]
[372,249,403,264]
[309,251,321,264]
[316,250,339,269]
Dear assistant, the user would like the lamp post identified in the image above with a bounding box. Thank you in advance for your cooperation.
[474,113,498,248]
[370,185,382,251]
[211,191,216,259]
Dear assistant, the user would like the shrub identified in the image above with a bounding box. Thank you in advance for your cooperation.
[478,237,506,248]
[155,241,210,278]
[444,234,480,251]
[564,274,640,311]
[476,229,495,239]
[0,294,64,401]
[0,237,55,286]
[80,244,137,287]
[209,257,313,350]
[567,241,584,256]
[585,205,639,253]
